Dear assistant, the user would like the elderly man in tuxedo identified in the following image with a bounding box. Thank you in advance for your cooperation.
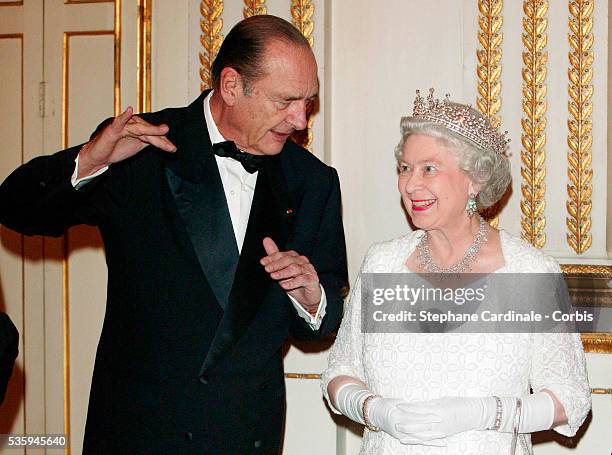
[0,15,347,454]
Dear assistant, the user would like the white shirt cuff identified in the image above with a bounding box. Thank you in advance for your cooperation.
[71,153,109,189]
[288,285,327,331]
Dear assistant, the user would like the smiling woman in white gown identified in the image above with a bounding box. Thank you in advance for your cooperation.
[321,89,591,455]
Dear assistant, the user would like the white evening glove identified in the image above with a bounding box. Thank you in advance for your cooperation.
[333,383,442,445]
[395,392,555,444]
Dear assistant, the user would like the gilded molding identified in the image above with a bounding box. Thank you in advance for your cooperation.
[290,0,315,150]
[561,263,610,275]
[591,388,612,394]
[476,0,503,129]
[114,0,121,115]
[476,0,504,227]
[243,0,267,18]
[290,0,314,47]
[137,0,152,113]
[520,0,548,249]
[199,0,224,91]
[285,373,321,379]
[581,334,612,353]
[562,264,611,353]
[566,0,594,254]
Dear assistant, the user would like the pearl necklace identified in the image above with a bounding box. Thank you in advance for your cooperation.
[416,217,488,273]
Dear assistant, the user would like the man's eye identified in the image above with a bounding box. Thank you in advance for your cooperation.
[276,101,290,109]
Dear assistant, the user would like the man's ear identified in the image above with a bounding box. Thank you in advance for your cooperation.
[218,67,242,106]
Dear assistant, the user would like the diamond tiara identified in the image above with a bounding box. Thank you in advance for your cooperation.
[410,88,510,156]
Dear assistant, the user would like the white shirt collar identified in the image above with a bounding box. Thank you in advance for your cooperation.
[203,90,226,145]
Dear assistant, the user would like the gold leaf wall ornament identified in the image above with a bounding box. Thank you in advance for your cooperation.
[476,0,504,227]
[290,0,314,149]
[520,0,548,249]
[199,0,224,91]
[137,0,152,113]
[243,0,267,18]
[290,0,314,47]
[476,0,503,129]
[566,0,594,254]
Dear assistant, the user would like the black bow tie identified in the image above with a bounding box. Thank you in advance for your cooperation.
[212,141,268,174]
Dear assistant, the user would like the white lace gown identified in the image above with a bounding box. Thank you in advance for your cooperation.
[321,230,591,455]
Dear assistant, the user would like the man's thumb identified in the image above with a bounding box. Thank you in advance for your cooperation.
[262,237,279,255]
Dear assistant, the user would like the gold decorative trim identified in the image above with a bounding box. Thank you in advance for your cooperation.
[520,0,548,249]
[591,388,612,394]
[114,0,122,115]
[199,0,224,91]
[476,0,503,227]
[290,0,315,150]
[561,263,611,275]
[581,334,612,353]
[137,0,152,113]
[0,1,23,6]
[284,373,321,379]
[65,0,113,4]
[243,0,266,18]
[566,0,594,254]
[476,0,503,129]
[561,264,611,353]
[290,0,314,47]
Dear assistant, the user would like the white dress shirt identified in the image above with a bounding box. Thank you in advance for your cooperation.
[72,91,325,329]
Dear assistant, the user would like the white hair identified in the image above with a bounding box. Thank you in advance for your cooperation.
[395,114,511,209]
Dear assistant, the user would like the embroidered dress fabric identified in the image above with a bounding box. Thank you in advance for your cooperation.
[321,230,590,455]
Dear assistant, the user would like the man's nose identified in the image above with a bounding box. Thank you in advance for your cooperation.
[287,100,308,131]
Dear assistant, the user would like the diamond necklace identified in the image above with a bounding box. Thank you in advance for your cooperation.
[416,216,488,273]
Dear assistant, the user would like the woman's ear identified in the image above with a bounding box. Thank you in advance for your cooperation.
[468,179,482,198]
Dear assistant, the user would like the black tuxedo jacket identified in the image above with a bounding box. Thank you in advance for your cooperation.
[0,91,348,454]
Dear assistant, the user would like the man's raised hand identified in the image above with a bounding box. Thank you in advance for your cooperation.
[260,237,322,314]
[77,107,176,179]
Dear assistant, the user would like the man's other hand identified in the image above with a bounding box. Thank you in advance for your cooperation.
[77,107,176,179]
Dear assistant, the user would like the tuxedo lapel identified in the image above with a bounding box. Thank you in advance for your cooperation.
[200,155,295,374]
[164,92,239,310]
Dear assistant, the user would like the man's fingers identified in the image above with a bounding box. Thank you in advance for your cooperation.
[140,134,177,152]
[278,273,318,291]
[112,106,134,131]
[269,263,303,280]
[263,254,308,273]
[125,121,170,138]
[262,237,279,256]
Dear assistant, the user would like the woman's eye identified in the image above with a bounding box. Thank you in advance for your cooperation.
[398,164,410,173]
[424,165,437,173]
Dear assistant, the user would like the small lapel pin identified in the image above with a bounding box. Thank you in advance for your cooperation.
[285,209,293,215]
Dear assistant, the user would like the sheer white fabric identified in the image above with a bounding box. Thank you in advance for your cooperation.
[321,230,591,455]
